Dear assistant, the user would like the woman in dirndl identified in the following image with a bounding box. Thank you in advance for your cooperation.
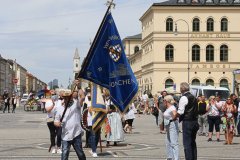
[222,97,237,144]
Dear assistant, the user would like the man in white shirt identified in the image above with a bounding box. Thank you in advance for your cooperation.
[54,88,86,160]
[173,82,199,160]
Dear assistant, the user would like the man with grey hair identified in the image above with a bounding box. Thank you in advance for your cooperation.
[173,82,199,160]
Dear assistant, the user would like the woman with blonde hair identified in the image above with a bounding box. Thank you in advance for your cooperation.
[206,96,221,142]
[222,97,237,144]
[163,95,179,160]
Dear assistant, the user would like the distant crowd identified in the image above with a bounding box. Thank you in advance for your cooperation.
[135,82,239,160]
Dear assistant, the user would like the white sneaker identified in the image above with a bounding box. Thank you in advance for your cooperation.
[51,148,56,154]
[92,152,98,158]
[57,149,62,154]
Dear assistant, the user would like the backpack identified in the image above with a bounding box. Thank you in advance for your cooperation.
[152,107,159,116]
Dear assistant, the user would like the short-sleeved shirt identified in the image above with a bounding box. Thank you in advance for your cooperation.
[45,100,56,119]
[163,105,176,121]
[54,99,83,141]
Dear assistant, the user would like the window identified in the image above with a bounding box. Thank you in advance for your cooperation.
[134,46,139,53]
[207,18,214,32]
[206,45,214,62]
[192,79,200,85]
[221,18,228,32]
[165,79,174,89]
[165,45,174,62]
[192,18,200,32]
[206,79,214,86]
[192,45,200,62]
[76,64,78,68]
[220,45,228,62]
[220,79,229,89]
[166,18,173,32]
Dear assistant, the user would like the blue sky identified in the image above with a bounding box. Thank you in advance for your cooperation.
[0,0,161,88]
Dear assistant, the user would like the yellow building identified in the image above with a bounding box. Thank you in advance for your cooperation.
[124,0,240,95]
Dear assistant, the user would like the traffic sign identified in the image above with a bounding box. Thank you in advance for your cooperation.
[13,78,18,84]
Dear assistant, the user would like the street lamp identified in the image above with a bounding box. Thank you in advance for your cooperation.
[174,19,190,84]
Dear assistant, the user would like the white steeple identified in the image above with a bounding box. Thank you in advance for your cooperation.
[73,48,80,79]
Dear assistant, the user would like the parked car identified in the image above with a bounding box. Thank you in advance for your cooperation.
[20,94,29,104]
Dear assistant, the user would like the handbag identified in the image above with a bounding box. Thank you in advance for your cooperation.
[46,117,54,123]
[152,107,159,116]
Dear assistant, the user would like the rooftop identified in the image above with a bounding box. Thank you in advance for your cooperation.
[153,0,240,6]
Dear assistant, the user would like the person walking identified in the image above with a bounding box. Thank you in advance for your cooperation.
[106,104,125,146]
[173,82,199,160]
[163,95,179,160]
[198,95,208,136]
[11,94,17,113]
[152,95,160,126]
[54,88,86,160]
[206,96,221,142]
[222,97,237,144]
[3,91,10,113]
[124,105,135,134]
[158,91,168,133]
[142,91,149,115]
[44,95,59,154]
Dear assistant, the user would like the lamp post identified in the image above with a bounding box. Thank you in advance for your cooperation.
[174,19,190,84]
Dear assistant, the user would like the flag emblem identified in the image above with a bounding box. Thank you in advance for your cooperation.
[109,44,121,62]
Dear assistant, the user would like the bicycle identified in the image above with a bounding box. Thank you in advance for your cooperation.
[24,99,39,111]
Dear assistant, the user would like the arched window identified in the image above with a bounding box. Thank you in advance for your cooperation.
[192,45,200,62]
[166,18,173,32]
[134,46,139,53]
[165,45,174,62]
[220,45,228,62]
[221,18,228,32]
[206,79,214,86]
[220,79,229,89]
[165,79,174,89]
[207,18,214,32]
[206,45,214,62]
[192,79,200,85]
[192,18,200,32]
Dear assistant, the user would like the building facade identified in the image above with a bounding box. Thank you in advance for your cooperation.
[124,0,240,95]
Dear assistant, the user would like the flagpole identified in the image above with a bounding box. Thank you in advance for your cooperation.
[60,82,78,122]
[79,0,115,77]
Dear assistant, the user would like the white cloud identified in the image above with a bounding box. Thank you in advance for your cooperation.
[0,0,162,88]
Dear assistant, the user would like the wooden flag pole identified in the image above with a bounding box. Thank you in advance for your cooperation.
[99,128,103,153]
[60,81,79,123]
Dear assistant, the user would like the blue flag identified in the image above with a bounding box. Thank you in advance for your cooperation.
[79,12,138,112]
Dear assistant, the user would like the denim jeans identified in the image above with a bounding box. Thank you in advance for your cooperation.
[182,120,199,160]
[89,127,100,153]
[165,121,179,160]
[61,134,86,160]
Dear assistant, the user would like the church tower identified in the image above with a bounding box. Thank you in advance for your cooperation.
[73,48,80,80]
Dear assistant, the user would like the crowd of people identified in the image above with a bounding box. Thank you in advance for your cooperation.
[2,80,239,160]
[1,90,18,113]
[136,82,240,160]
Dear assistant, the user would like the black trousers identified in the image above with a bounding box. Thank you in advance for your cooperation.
[47,122,62,147]
[3,103,10,113]
[12,104,16,113]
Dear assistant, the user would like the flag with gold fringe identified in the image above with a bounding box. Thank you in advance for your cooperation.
[91,83,107,133]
